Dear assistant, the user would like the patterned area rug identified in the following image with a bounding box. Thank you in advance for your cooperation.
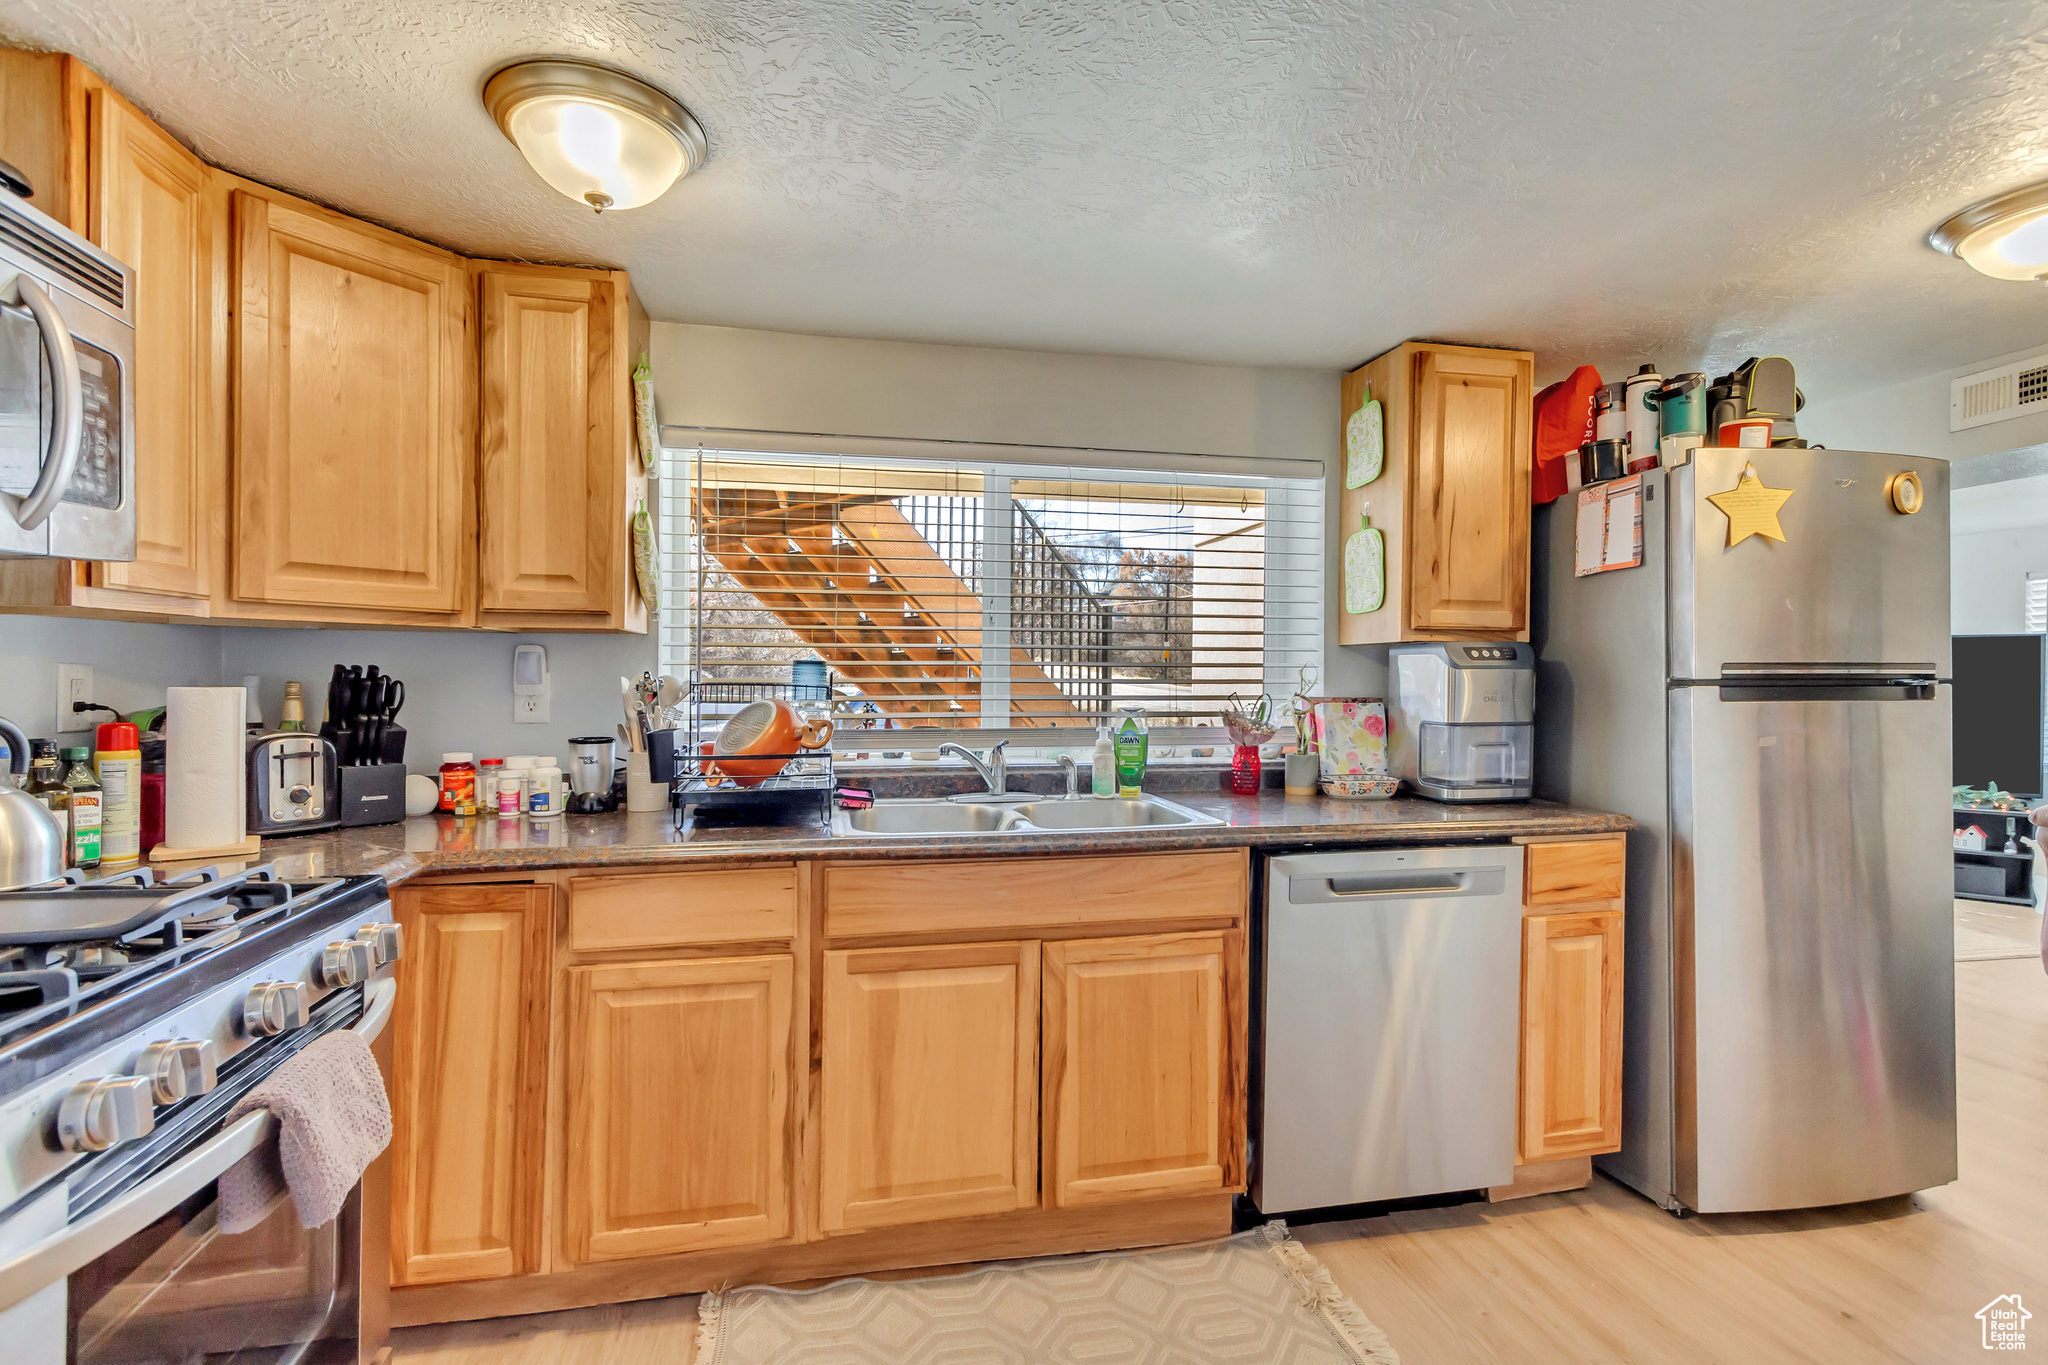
[694,1222,1398,1364]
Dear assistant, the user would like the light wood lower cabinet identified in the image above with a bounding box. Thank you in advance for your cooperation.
[1518,906,1624,1162]
[1042,933,1233,1208]
[564,955,795,1262]
[388,884,550,1286]
[820,942,1040,1233]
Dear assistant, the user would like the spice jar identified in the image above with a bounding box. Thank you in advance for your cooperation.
[437,752,478,814]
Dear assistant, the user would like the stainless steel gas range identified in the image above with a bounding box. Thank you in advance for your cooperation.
[0,864,401,1364]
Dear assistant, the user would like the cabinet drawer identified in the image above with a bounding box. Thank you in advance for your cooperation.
[1524,838,1624,906]
[568,866,798,951]
[823,850,1248,939]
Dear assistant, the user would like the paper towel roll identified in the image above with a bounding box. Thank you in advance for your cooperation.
[166,687,247,850]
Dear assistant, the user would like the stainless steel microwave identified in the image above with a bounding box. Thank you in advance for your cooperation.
[0,190,135,561]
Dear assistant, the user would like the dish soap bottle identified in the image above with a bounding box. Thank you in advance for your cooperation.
[1113,707,1148,797]
[1091,726,1116,798]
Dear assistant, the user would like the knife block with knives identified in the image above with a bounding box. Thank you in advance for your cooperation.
[316,663,407,828]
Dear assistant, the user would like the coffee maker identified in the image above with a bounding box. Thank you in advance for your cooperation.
[1386,642,1536,802]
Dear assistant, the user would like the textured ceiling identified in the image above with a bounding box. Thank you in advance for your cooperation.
[6,0,2048,399]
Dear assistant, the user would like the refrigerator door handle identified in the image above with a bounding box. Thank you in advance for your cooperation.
[1717,661,1938,680]
[1715,679,1941,702]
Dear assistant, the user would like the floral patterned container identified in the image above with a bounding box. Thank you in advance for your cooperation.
[1310,699,1390,778]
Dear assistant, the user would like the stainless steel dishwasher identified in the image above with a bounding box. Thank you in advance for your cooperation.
[1255,846,1524,1214]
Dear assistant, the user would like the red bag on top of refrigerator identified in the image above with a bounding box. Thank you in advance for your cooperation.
[1531,365,1602,505]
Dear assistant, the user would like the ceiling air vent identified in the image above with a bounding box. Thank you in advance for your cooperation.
[1951,350,2048,431]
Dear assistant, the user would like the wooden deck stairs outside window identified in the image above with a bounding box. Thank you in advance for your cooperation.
[695,489,1093,727]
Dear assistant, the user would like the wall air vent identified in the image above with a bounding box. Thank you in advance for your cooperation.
[1951,350,2048,431]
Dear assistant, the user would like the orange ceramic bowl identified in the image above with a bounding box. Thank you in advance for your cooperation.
[708,699,834,787]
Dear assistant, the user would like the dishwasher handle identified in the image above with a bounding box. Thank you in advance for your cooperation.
[1290,864,1508,903]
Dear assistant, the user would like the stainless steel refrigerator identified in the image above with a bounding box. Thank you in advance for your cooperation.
[1533,446,1956,1214]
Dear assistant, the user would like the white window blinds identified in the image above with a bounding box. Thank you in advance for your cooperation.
[2029,574,2047,633]
[658,449,1322,739]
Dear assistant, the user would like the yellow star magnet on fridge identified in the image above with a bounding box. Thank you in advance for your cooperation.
[1705,464,1794,547]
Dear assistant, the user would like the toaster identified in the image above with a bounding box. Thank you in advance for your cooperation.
[247,732,340,834]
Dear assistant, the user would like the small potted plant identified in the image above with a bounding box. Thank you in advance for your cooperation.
[1285,663,1321,796]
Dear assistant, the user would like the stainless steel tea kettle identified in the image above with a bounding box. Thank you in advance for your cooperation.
[0,716,65,889]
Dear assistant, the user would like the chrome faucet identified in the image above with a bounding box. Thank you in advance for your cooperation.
[1057,753,1080,798]
[940,739,1009,796]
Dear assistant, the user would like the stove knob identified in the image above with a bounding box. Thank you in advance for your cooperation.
[244,981,309,1036]
[57,1076,156,1153]
[138,1039,218,1104]
[320,939,375,988]
[353,922,404,967]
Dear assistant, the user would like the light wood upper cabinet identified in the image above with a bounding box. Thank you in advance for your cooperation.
[0,50,652,632]
[231,189,473,615]
[1337,340,1534,645]
[477,264,644,627]
[565,955,794,1262]
[1409,348,1531,633]
[1519,906,1624,1162]
[1041,933,1236,1208]
[87,86,224,600]
[820,942,1040,1234]
[389,883,550,1287]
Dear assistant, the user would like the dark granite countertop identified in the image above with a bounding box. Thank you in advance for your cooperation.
[149,790,1631,888]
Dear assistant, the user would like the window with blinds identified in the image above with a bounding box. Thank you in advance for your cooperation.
[2029,574,2047,634]
[657,450,1322,740]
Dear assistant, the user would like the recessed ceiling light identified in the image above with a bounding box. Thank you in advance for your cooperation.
[483,58,707,212]
[1929,181,2048,283]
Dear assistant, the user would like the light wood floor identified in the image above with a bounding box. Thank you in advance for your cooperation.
[393,955,2048,1365]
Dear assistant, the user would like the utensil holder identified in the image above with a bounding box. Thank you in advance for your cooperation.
[626,751,667,812]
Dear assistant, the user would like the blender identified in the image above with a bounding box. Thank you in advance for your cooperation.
[567,736,618,813]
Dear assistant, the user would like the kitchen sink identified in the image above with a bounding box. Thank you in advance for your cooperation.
[832,794,1220,837]
[1003,797,1212,829]
[836,799,1019,834]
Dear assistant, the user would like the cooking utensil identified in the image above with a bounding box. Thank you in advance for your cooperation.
[708,699,834,787]
[621,677,643,752]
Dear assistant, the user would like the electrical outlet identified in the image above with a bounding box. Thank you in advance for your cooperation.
[56,664,93,732]
[513,692,550,724]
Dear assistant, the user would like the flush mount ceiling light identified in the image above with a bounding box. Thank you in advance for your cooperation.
[483,58,706,212]
[1929,181,2048,283]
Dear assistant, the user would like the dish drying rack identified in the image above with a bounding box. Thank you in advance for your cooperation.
[666,674,837,826]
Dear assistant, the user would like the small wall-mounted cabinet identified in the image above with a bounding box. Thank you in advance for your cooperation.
[0,49,650,633]
[1336,340,1534,645]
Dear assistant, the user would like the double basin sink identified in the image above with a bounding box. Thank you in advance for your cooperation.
[833,793,1222,838]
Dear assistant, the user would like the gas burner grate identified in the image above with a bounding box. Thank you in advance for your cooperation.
[0,865,318,1045]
